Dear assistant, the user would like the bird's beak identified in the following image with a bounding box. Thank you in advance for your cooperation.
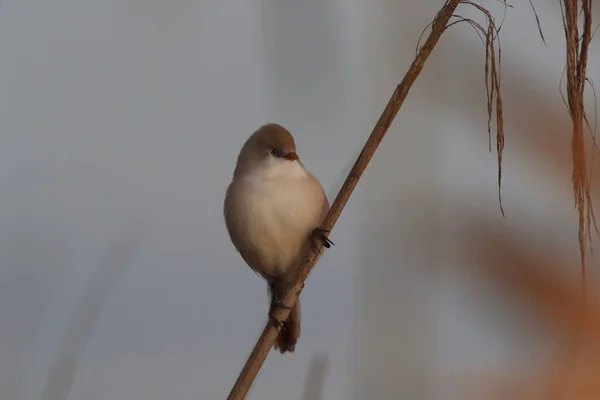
[283,151,299,161]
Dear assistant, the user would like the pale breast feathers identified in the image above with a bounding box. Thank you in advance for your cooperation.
[224,166,327,277]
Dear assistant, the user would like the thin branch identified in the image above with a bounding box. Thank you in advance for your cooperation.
[224,1,463,399]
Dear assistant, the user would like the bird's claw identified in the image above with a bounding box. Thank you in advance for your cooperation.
[268,296,290,330]
[267,284,291,329]
[269,292,292,315]
[268,313,285,329]
[311,227,334,253]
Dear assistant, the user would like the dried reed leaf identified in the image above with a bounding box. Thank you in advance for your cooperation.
[527,0,547,45]
[429,1,547,218]
[560,0,597,284]
[434,0,506,216]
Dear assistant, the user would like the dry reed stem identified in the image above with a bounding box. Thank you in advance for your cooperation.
[560,0,598,284]
[224,1,464,399]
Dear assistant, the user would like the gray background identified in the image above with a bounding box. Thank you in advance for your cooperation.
[0,1,598,399]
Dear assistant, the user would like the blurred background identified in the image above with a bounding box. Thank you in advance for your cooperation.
[1,0,599,399]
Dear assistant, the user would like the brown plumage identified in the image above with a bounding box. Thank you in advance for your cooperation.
[224,123,330,353]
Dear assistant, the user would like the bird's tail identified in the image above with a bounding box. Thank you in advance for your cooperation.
[268,284,301,354]
[274,300,300,353]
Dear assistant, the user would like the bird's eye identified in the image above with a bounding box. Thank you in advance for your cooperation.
[269,148,279,157]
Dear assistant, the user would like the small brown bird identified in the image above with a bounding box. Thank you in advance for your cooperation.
[223,123,332,353]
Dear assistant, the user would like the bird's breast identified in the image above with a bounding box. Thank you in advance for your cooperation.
[225,168,326,278]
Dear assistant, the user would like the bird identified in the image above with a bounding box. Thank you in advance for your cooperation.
[223,123,333,353]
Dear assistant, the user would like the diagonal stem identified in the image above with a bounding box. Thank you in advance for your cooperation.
[225,1,462,399]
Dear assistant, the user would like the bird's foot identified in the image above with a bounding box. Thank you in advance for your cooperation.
[269,289,292,314]
[269,315,285,329]
[268,298,290,330]
[311,227,334,253]
[268,287,292,329]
